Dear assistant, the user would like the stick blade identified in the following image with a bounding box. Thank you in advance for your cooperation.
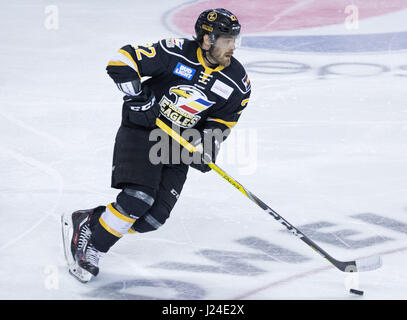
[355,255,382,272]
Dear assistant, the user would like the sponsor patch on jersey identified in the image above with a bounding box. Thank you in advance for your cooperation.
[165,38,184,50]
[173,62,196,80]
[241,74,251,91]
[159,85,215,128]
[210,79,234,99]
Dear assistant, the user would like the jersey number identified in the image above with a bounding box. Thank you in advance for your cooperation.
[134,44,156,60]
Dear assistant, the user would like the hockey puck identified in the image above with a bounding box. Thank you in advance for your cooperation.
[350,288,364,296]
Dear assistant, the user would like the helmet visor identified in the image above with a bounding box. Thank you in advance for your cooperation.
[213,35,242,49]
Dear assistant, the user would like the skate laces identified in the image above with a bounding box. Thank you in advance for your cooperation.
[85,244,103,267]
[77,223,91,251]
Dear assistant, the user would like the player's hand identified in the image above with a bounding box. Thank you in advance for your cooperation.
[124,85,160,128]
[190,129,221,173]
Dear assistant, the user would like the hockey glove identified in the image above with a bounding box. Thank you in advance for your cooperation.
[190,128,222,173]
[124,85,160,128]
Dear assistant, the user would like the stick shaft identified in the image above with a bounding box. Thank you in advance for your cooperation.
[155,118,357,272]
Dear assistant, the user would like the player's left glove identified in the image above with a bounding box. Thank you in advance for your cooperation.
[123,85,160,128]
[190,128,222,173]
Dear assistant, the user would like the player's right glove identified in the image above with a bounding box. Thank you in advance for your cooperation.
[190,128,221,173]
[123,85,160,128]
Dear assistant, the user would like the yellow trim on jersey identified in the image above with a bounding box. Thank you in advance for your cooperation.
[99,217,123,238]
[241,98,250,107]
[107,61,128,66]
[207,117,237,129]
[197,47,224,77]
[117,49,141,78]
[128,228,136,234]
[107,203,136,224]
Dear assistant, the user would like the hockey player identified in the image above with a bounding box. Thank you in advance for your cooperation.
[61,8,251,282]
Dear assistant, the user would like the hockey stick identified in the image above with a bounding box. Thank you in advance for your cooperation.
[156,118,382,273]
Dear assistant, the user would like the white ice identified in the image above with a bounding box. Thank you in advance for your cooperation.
[0,0,406,300]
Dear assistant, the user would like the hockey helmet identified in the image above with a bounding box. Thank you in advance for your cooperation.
[195,8,241,45]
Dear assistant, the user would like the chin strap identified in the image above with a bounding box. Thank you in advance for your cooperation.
[201,46,219,69]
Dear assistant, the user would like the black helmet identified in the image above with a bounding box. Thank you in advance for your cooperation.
[195,8,241,44]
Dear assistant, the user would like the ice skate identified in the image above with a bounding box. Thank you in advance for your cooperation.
[77,241,103,277]
[61,206,104,283]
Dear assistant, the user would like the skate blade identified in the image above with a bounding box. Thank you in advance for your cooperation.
[61,213,75,266]
[68,262,93,283]
[61,213,94,283]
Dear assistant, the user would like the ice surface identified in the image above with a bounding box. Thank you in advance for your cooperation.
[0,0,406,300]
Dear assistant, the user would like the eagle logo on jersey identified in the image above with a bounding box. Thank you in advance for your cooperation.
[159,85,215,128]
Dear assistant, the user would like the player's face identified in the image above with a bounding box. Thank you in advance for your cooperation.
[210,35,239,67]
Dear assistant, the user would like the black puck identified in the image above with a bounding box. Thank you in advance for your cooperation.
[350,288,364,296]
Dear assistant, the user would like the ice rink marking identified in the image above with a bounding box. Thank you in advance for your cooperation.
[232,244,407,299]
[0,147,64,252]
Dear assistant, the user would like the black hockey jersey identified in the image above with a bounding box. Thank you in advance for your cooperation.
[106,38,251,134]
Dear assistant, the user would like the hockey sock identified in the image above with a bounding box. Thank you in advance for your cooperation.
[90,221,120,253]
[89,186,155,252]
[90,203,137,252]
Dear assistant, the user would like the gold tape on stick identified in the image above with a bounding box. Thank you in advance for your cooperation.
[208,163,250,198]
[156,118,199,153]
[156,118,249,198]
